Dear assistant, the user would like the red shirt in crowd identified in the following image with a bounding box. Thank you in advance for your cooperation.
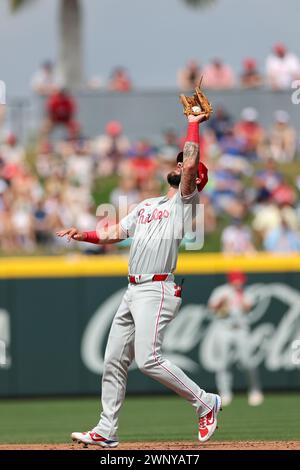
[234,121,264,154]
[129,157,157,186]
[47,92,76,123]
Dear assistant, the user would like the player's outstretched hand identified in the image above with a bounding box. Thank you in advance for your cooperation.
[56,227,85,242]
[187,113,207,124]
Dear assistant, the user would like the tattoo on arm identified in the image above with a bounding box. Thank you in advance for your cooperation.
[183,142,199,163]
[181,141,199,196]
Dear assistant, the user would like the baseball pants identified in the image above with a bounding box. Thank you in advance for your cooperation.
[213,321,262,397]
[93,280,216,440]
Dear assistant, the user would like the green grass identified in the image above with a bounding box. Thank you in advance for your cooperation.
[0,394,299,444]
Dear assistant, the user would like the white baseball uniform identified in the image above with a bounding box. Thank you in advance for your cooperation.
[93,186,216,440]
[208,285,262,398]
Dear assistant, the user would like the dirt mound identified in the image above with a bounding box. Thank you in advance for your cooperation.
[0,441,298,450]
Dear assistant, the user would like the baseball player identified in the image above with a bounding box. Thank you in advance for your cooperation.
[208,271,264,407]
[57,113,221,448]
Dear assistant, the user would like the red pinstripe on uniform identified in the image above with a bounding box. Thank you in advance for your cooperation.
[152,282,211,412]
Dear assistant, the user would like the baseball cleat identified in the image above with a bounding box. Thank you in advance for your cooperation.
[220,393,233,407]
[198,395,222,443]
[248,390,264,407]
[71,431,119,448]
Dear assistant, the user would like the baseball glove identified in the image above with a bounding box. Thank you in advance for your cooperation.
[215,298,230,319]
[180,77,213,121]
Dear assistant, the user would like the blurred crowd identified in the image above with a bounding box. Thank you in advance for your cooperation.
[0,94,299,255]
[31,63,133,95]
[177,43,300,91]
[31,43,300,95]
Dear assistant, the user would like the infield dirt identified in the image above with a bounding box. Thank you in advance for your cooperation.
[0,441,299,450]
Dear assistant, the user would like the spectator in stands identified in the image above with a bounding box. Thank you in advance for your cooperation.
[157,128,180,178]
[11,196,35,252]
[63,156,94,217]
[35,141,56,179]
[240,58,263,88]
[0,203,16,253]
[2,83,300,256]
[33,199,53,246]
[87,76,103,90]
[221,218,256,254]
[65,140,95,190]
[110,176,140,213]
[218,131,253,176]
[201,127,222,161]
[272,178,296,207]
[160,128,180,153]
[254,159,283,196]
[266,43,300,90]
[177,59,202,91]
[264,215,300,253]
[202,58,236,89]
[0,133,25,165]
[268,111,297,162]
[251,164,281,225]
[0,137,26,183]
[125,140,158,188]
[210,165,244,217]
[252,191,299,246]
[216,124,253,177]
[43,192,70,235]
[93,121,130,176]
[234,108,264,159]
[212,122,252,179]
[31,61,60,96]
[202,194,217,235]
[42,89,79,140]
[208,106,233,141]
[219,127,245,158]
[108,67,132,92]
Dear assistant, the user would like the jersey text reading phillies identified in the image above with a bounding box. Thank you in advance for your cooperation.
[120,187,199,274]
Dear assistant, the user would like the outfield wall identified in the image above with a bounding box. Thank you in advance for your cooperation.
[7,89,300,143]
[0,254,300,396]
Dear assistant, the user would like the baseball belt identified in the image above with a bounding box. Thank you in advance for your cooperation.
[128,274,171,284]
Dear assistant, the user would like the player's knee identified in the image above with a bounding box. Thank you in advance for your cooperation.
[103,357,118,376]
[103,350,130,372]
[135,354,158,375]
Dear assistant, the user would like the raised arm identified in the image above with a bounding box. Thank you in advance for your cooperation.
[181,113,206,196]
[56,224,125,245]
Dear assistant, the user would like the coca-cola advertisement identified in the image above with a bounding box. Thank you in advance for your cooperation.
[1,270,299,396]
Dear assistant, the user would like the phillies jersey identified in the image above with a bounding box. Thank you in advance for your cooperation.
[208,285,254,327]
[120,187,199,275]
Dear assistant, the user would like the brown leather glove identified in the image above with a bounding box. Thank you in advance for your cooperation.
[180,78,213,121]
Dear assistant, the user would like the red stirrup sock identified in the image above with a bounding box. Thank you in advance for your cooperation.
[83,231,100,244]
[186,122,200,145]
